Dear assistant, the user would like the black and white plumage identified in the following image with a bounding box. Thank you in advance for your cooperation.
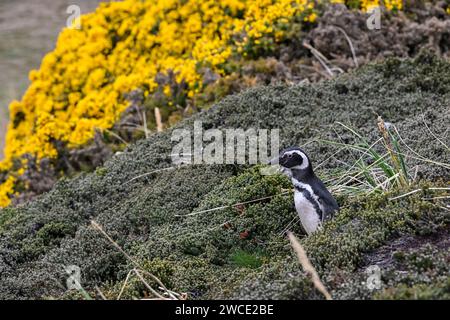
[271,147,339,235]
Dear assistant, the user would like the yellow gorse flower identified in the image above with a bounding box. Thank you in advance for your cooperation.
[0,176,16,208]
[330,0,403,11]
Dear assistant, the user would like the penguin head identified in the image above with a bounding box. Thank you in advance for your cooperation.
[270,146,313,176]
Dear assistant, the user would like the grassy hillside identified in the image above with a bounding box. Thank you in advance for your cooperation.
[0,54,448,300]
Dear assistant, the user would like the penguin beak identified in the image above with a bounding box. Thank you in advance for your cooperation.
[268,155,280,166]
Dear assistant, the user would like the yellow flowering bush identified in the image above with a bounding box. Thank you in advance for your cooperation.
[331,0,403,11]
[0,176,16,208]
[0,0,318,207]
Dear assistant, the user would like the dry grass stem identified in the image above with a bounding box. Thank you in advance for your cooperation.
[288,232,332,300]
[90,220,179,300]
[155,107,163,132]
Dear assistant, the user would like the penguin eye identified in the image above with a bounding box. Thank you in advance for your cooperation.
[287,154,293,158]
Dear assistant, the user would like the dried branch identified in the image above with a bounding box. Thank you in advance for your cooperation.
[288,232,332,300]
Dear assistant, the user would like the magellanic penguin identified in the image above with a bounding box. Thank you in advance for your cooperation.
[270,147,339,235]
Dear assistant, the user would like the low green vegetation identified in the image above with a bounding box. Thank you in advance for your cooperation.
[0,54,448,300]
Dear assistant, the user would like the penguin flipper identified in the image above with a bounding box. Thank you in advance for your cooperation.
[317,194,339,222]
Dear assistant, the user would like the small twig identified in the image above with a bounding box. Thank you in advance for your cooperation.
[123,166,181,185]
[330,67,345,74]
[117,269,134,300]
[421,114,449,151]
[299,63,333,79]
[138,269,178,300]
[303,42,334,78]
[288,232,332,300]
[176,191,291,217]
[422,196,450,200]
[389,187,450,201]
[95,286,107,300]
[104,129,129,146]
[367,172,400,194]
[388,189,422,201]
[279,216,300,237]
[90,220,141,268]
[158,287,187,300]
[333,26,358,68]
[133,268,168,300]
[155,107,163,133]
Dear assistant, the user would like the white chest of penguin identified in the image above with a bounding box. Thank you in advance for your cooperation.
[293,189,321,235]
